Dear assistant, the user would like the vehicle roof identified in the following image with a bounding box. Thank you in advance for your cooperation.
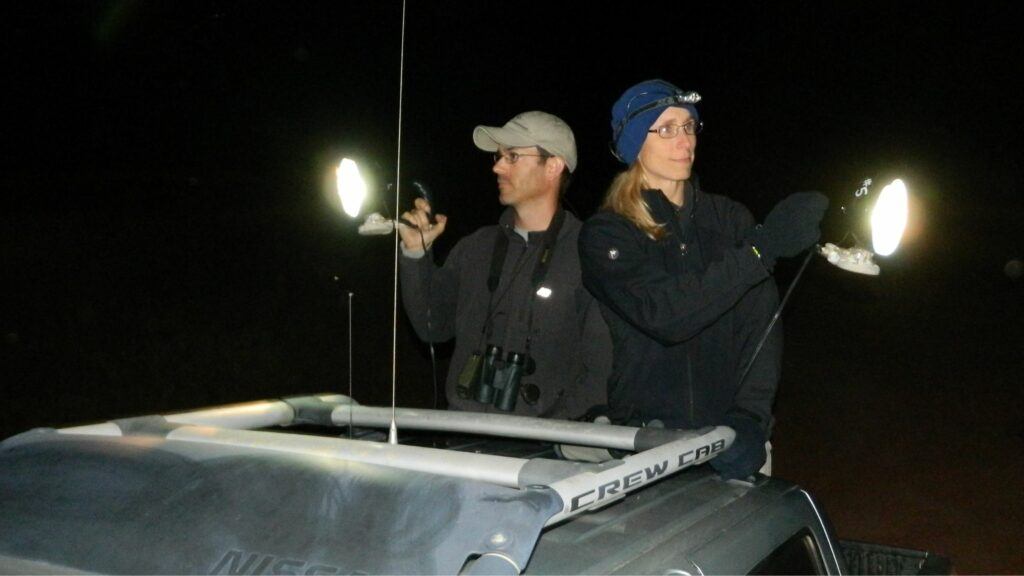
[0,398,839,575]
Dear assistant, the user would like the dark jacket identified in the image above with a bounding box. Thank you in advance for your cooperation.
[578,185,781,432]
[400,208,612,419]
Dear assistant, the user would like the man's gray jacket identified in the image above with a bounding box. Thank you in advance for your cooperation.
[399,208,612,418]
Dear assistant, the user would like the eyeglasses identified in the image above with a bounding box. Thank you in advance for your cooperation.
[648,120,704,139]
[493,150,551,165]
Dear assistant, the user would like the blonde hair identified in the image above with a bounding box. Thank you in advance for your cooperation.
[601,162,667,240]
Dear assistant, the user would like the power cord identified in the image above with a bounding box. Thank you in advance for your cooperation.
[414,224,440,410]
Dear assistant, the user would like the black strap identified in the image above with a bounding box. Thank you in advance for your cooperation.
[530,208,566,288]
[486,208,566,293]
[487,227,510,293]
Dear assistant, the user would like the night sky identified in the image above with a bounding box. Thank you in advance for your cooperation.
[2,2,1022,570]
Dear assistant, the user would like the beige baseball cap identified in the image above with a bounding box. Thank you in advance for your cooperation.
[473,111,578,172]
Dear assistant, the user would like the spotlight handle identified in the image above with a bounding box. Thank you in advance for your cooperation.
[736,248,817,388]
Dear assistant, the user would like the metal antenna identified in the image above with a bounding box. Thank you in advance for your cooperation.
[348,291,354,439]
[387,0,408,445]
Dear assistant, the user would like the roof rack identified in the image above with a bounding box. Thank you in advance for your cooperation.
[58,394,734,526]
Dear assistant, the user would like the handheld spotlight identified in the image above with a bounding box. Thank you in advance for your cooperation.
[334,158,395,235]
[335,158,435,235]
[819,178,909,275]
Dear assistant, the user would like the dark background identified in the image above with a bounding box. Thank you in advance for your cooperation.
[2,2,1021,573]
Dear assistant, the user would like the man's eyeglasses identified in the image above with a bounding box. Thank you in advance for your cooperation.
[493,150,551,165]
[648,120,704,139]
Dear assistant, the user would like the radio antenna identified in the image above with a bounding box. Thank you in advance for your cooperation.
[347,291,354,439]
[387,0,409,445]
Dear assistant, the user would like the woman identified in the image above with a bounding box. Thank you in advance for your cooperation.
[578,79,827,479]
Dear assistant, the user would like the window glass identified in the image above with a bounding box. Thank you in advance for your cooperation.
[749,528,824,575]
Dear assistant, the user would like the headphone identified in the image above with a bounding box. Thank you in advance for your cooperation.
[610,81,702,162]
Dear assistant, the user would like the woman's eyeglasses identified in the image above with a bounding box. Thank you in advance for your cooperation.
[648,120,704,139]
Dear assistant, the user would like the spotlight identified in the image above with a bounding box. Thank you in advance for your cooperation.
[819,178,909,275]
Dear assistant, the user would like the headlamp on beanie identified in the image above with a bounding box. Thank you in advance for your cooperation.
[610,79,702,165]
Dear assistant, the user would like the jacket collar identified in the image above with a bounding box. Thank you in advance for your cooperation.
[498,206,575,243]
[641,181,697,225]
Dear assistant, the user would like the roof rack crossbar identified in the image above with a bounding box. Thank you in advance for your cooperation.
[110,395,700,451]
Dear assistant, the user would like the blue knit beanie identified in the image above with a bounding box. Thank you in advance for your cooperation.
[610,79,701,165]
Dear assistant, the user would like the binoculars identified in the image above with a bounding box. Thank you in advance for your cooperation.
[456,345,537,412]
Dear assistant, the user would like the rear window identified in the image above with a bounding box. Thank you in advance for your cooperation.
[749,528,825,575]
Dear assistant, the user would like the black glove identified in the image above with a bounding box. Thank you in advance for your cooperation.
[710,412,767,481]
[746,192,829,268]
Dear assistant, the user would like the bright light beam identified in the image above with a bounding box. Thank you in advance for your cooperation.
[336,158,367,218]
[871,178,908,257]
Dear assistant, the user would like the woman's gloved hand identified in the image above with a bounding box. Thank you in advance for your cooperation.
[746,192,829,269]
[710,412,768,481]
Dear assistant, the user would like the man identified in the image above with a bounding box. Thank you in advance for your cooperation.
[578,79,828,479]
[398,111,611,419]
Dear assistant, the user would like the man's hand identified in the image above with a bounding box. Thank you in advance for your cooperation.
[398,198,447,251]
